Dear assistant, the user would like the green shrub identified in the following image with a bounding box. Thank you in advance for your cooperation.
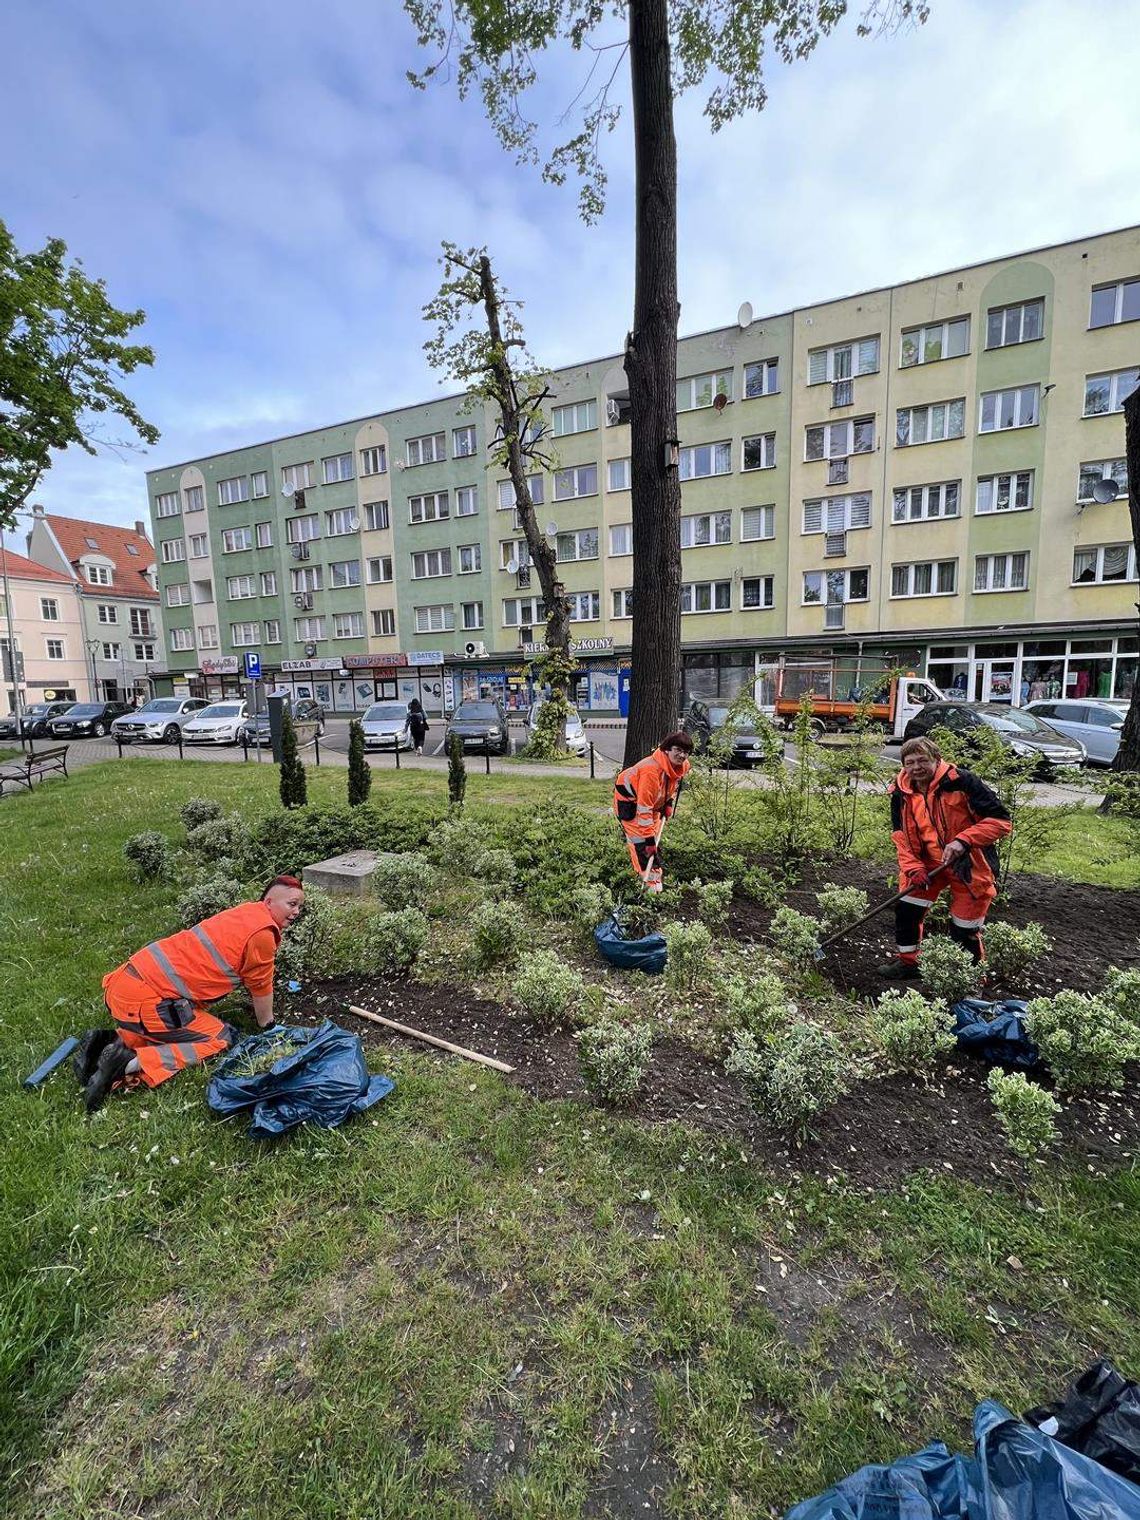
[916,936,981,1003]
[432,815,497,875]
[473,847,517,894]
[691,878,734,928]
[175,875,247,928]
[726,1023,847,1141]
[347,720,372,807]
[981,921,1053,982]
[577,1018,654,1106]
[739,867,782,907]
[814,885,870,935]
[356,906,428,975]
[870,987,956,1076]
[186,815,249,863]
[1104,966,1140,1026]
[278,708,308,809]
[180,797,223,831]
[767,906,822,967]
[987,1069,1062,1159]
[1024,989,1140,1092]
[123,831,170,882]
[719,969,794,1037]
[448,731,467,809]
[471,901,523,970]
[511,950,585,1028]
[662,921,713,993]
[274,888,342,983]
[568,882,615,933]
[509,800,630,916]
[239,800,441,879]
[370,853,437,911]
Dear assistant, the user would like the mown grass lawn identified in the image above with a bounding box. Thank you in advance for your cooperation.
[3,759,1140,1519]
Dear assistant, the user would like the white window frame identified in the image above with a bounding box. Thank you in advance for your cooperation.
[680,511,731,548]
[612,588,633,619]
[500,539,531,570]
[976,471,1034,515]
[363,500,390,532]
[255,521,273,549]
[160,540,184,564]
[502,597,545,627]
[155,491,180,519]
[678,441,732,480]
[551,400,597,436]
[260,571,277,596]
[556,528,600,562]
[985,299,1045,349]
[360,445,387,477]
[742,433,776,471]
[974,552,1030,593]
[217,476,249,506]
[743,358,779,398]
[366,556,393,584]
[411,548,452,580]
[221,527,252,554]
[1077,458,1129,502]
[333,612,365,639]
[609,523,632,557]
[40,597,59,621]
[899,317,970,368]
[801,568,870,606]
[457,544,482,574]
[409,492,449,524]
[978,385,1040,433]
[372,609,397,637]
[295,616,327,640]
[129,609,154,637]
[461,601,484,631]
[166,583,190,607]
[250,471,268,499]
[741,575,775,611]
[455,486,479,517]
[330,559,362,589]
[291,566,323,594]
[85,564,112,585]
[229,622,259,646]
[324,507,359,537]
[741,505,775,541]
[1090,278,1140,329]
[679,580,732,614]
[452,424,477,457]
[226,574,256,600]
[198,624,219,649]
[404,432,447,467]
[676,370,733,411]
[133,641,156,661]
[801,493,872,535]
[45,637,65,660]
[96,604,117,624]
[183,485,205,513]
[170,627,194,652]
[807,336,880,384]
[891,481,961,524]
[1084,369,1140,417]
[567,591,601,622]
[285,514,320,544]
[890,560,958,599]
[322,452,354,484]
[101,641,120,661]
[607,457,631,492]
[805,416,875,461]
[1072,543,1138,586]
[896,399,966,447]
[281,462,313,492]
[413,604,455,633]
[553,464,598,501]
[188,533,209,558]
[497,474,544,509]
[263,620,281,645]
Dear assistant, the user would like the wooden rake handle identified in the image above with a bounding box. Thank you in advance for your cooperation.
[348,1005,515,1073]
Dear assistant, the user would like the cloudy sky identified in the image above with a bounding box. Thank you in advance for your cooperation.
[4,0,1139,531]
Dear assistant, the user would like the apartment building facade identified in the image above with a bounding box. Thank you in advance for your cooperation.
[146,225,1140,716]
[0,547,88,712]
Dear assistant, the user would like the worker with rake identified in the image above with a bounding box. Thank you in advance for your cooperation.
[880,737,1011,979]
[613,731,693,892]
[77,875,306,1112]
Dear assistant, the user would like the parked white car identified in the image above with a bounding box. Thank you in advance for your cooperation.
[527,699,588,756]
[182,701,249,745]
[111,697,210,744]
[1023,698,1129,766]
[360,701,413,751]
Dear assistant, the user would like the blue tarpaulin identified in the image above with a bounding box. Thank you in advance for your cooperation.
[207,1021,394,1139]
[594,914,667,976]
[785,1400,1140,1520]
[951,999,1039,1071]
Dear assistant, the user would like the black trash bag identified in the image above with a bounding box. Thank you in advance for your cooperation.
[594,913,667,976]
[207,1021,394,1139]
[1024,1358,1140,1484]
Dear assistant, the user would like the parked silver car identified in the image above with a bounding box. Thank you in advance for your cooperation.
[111,697,210,744]
[360,701,413,751]
[1023,699,1128,766]
[526,699,588,756]
[182,701,249,745]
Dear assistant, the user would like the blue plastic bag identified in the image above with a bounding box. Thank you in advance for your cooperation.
[951,999,1039,1071]
[594,913,667,976]
[207,1021,394,1139]
[785,1441,984,1519]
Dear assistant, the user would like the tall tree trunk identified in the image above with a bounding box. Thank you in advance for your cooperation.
[622,0,681,767]
[1110,386,1140,775]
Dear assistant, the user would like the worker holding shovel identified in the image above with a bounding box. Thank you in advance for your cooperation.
[613,731,693,892]
[879,736,1011,979]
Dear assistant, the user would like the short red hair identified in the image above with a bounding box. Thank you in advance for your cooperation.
[262,874,303,898]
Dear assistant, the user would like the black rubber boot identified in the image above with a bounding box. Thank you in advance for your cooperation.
[84,1037,134,1114]
[876,958,922,980]
[72,1028,116,1086]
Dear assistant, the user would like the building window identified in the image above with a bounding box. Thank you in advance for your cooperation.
[896,399,966,446]
[251,521,270,550]
[808,336,880,384]
[679,441,732,480]
[607,457,631,492]
[217,476,249,506]
[366,556,393,583]
[553,464,598,500]
[552,400,597,436]
[330,560,362,588]
[979,385,1039,433]
[1084,368,1140,417]
[741,504,776,541]
[411,548,452,579]
[259,571,277,596]
[1072,543,1138,585]
[96,604,118,624]
[803,567,869,605]
[363,500,390,531]
[101,641,120,660]
[291,566,323,593]
[250,471,268,499]
[333,612,364,639]
[502,596,545,627]
[976,471,1034,514]
[372,609,396,637]
[166,584,190,607]
[458,544,482,574]
[360,445,387,477]
[568,591,601,621]
[498,474,544,508]
[744,358,779,397]
[325,507,360,536]
[198,624,218,649]
[45,638,65,660]
[741,576,775,610]
[1078,458,1129,501]
[409,492,449,523]
[677,370,732,411]
[891,481,960,523]
[221,527,252,553]
[802,493,871,534]
[805,416,874,460]
[612,589,634,619]
[39,597,59,621]
[556,527,599,562]
[974,552,1030,592]
[985,299,1044,348]
[322,453,354,484]
[230,622,259,645]
[461,601,484,630]
[226,575,256,600]
[414,604,455,633]
[455,486,478,517]
[170,628,194,652]
[680,580,732,614]
[890,559,958,598]
[742,433,776,471]
[405,431,446,467]
[155,491,180,518]
[680,512,731,548]
[900,317,969,367]
[86,564,113,584]
[133,641,155,661]
[263,620,281,644]
[183,485,204,513]
[189,533,209,558]
[281,462,313,492]
[499,538,531,570]
[286,513,320,544]
[452,424,477,457]
[158,540,184,566]
[609,523,632,556]
[192,579,213,604]
[295,616,326,640]
[1090,279,1140,329]
[129,609,154,637]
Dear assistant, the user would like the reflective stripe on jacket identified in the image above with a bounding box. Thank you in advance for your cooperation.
[128,901,282,1005]
[613,749,690,840]
[889,761,1011,896]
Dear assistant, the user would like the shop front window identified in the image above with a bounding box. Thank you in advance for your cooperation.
[1115,660,1137,699]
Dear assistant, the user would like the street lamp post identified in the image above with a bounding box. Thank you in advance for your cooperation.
[1,519,28,752]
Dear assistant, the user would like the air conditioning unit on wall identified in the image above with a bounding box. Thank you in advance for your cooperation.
[463,640,487,658]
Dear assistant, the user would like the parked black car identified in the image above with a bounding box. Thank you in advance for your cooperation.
[445,698,511,755]
[682,697,770,767]
[48,700,133,739]
[239,699,325,746]
[4,701,77,739]
[901,701,1086,769]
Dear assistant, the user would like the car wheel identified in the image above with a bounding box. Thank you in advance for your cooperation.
[94,722,108,737]
[163,724,180,743]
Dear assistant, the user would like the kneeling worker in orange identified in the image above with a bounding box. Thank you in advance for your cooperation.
[82,875,306,1112]
[613,731,693,892]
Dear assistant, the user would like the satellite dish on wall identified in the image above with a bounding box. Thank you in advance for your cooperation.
[1091,478,1120,504]
[506,557,520,574]
[737,301,754,331]
[546,521,558,538]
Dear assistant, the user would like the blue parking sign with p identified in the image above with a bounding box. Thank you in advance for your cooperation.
[244,652,262,680]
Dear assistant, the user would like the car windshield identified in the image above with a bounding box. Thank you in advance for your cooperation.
[454,702,499,719]
[64,705,102,718]
[26,705,55,717]
[365,705,407,721]
[198,704,242,719]
[138,699,182,713]
[708,705,756,733]
[977,705,1056,736]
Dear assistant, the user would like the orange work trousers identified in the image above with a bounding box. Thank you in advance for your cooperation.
[102,964,236,1088]
[623,832,663,892]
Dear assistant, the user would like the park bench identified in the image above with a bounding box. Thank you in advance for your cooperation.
[0,745,70,796]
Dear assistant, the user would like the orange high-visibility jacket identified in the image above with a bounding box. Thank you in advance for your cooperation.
[128,901,282,1006]
[889,760,1011,898]
[613,749,690,841]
